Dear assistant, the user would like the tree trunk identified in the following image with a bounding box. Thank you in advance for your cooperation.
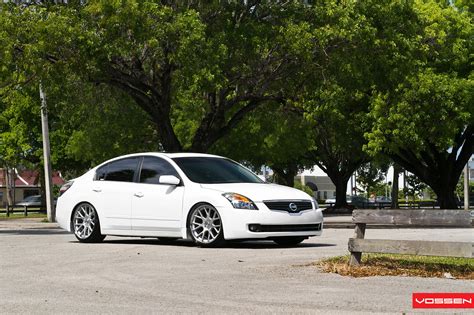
[272,164,298,187]
[333,176,349,208]
[392,158,461,209]
[105,64,183,153]
[391,164,400,209]
[432,181,459,209]
[389,126,473,210]
[152,118,183,152]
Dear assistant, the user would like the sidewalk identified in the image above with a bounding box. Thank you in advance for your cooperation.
[0,217,58,230]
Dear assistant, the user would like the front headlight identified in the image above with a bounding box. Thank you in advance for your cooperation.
[222,193,258,210]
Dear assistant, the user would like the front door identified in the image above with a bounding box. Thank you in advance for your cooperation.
[131,156,184,235]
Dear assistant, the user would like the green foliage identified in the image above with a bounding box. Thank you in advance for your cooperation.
[290,0,425,206]
[367,71,473,155]
[71,1,311,151]
[363,0,473,208]
[212,102,313,186]
[47,78,160,175]
[213,103,312,169]
[455,173,474,199]
[368,1,474,152]
[372,183,391,198]
[356,162,388,197]
[293,180,314,196]
[405,174,428,200]
[0,87,42,168]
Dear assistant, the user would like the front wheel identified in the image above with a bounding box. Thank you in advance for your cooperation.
[189,204,224,247]
[72,203,105,243]
[273,236,306,247]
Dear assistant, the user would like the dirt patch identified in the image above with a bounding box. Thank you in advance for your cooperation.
[312,254,474,280]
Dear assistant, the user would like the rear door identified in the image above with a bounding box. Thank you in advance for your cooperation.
[92,157,140,232]
[131,156,184,234]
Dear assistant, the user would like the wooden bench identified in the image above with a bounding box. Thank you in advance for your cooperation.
[348,209,473,265]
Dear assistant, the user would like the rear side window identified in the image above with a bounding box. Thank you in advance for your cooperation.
[139,157,179,184]
[96,158,139,182]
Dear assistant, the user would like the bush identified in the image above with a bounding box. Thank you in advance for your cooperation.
[293,181,314,196]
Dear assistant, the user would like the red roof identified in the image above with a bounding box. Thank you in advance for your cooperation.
[0,169,65,187]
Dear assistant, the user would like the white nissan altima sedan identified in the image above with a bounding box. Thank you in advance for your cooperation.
[56,153,323,247]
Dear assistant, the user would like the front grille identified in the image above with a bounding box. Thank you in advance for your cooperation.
[263,200,313,213]
[248,223,322,233]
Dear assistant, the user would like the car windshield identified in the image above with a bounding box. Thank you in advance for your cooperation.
[172,157,263,184]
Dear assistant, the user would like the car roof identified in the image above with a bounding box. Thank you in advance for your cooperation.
[97,152,225,166]
[162,152,223,159]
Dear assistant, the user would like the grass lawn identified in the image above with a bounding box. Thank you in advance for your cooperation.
[315,254,474,280]
[0,212,47,220]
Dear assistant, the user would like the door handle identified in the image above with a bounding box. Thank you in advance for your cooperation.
[134,192,144,198]
[92,188,102,193]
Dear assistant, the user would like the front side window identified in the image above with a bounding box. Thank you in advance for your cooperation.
[96,158,139,182]
[139,157,179,184]
[172,157,263,184]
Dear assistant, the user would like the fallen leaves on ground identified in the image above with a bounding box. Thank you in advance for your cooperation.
[313,254,474,280]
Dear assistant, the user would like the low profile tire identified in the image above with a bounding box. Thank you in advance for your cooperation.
[188,203,224,247]
[273,236,306,247]
[72,203,105,243]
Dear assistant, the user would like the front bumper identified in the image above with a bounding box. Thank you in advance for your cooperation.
[217,202,323,240]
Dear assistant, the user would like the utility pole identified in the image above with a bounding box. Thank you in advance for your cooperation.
[39,84,55,222]
[350,175,354,196]
[391,165,400,209]
[354,171,357,195]
[464,162,470,211]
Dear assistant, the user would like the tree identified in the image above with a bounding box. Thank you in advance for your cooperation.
[391,164,402,208]
[0,2,85,182]
[2,1,310,153]
[212,102,313,187]
[405,174,428,201]
[302,83,371,209]
[291,0,420,209]
[47,78,160,176]
[366,1,473,209]
[368,73,473,208]
[356,162,388,199]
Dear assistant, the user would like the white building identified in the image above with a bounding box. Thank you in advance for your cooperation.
[295,167,336,200]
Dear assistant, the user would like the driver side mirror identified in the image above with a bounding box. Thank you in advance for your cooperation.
[159,175,181,186]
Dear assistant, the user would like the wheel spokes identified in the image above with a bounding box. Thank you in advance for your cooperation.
[191,206,221,244]
[74,205,96,239]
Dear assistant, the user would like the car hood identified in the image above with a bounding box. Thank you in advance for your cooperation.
[200,183,311,202]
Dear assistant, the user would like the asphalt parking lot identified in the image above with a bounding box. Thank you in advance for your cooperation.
[0,221,472,314]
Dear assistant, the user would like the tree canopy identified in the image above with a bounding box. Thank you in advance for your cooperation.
[366,1,473,208]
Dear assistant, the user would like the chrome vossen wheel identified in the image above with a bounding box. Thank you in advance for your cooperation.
[189,204,223,246]
[73,203,105,243]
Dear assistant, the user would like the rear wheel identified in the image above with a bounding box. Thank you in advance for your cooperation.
[72,203,105,243]
[189,204,224,247]
[273,236,306,247]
